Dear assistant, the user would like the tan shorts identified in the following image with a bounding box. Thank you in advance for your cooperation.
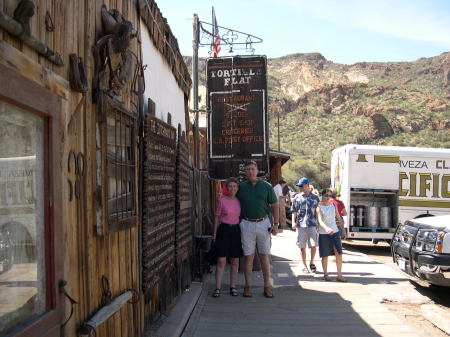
[296,226,318,249]
[240,217,272,256]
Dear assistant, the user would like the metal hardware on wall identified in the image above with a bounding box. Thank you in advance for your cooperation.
[92,5,135,103]
[68,150,85,201]
[59,280,78,328]
[101,275,112,306]
[69,54,88,94]
[77,290,134,337]
[68,179,73,201]
[76,276,136,337]
[0,7,64,66]
[45,10,54,32]
[14,0,35,35]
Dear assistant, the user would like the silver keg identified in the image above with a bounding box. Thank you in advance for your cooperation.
[380,207,392,228]
[367,206,379,228]
[356,206,365,227]
[349,206,356,227]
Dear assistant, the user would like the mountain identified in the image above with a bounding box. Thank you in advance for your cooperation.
[185,52,450,188]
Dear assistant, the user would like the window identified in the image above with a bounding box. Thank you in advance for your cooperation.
[98,96,137,234]
[0,104,46,335]
[0,64,63,337]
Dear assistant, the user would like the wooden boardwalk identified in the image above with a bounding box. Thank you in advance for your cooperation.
[182,230,420,337]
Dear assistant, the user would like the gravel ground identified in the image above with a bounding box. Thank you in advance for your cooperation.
[345,240,450,337]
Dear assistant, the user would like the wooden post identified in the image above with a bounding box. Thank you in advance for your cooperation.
[279,197,286,229]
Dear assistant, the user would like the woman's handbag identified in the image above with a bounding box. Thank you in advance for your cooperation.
[206,240,218,266]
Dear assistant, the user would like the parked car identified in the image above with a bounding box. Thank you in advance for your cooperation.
[391,215,450,287]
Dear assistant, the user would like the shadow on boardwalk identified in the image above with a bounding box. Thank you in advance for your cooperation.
[181,230,418,337]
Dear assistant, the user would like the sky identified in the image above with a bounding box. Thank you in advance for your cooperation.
[156,0,450,65]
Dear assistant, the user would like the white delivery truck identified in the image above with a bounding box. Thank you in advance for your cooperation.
[331,144,450,241]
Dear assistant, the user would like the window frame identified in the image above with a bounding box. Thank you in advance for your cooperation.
[97,94,138,234]
[0,64,63,336]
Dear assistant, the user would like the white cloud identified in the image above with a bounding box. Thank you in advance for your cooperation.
[285,0,450,46]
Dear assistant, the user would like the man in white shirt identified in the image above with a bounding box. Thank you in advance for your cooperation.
[273,179,288,229]
[273,179,287,200]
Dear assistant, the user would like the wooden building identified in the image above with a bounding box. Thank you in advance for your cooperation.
[269,150,291,186]
[0,1,206,337]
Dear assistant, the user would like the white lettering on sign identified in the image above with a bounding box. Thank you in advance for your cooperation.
[209,67,262,87]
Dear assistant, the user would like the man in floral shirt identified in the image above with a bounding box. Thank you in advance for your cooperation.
[291,177,320,274]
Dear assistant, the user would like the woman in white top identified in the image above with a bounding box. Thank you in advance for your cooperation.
[316,188,347,282]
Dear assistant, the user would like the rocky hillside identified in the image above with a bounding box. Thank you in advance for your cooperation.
[185,52,450,188]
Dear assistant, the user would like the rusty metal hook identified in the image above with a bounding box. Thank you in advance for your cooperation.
[59,280,78,328]
[68,179,73,202]
[45,11,55,32]
[101,276,112,306]
[76,152,85,176]
[68,150,77,173]
[74,180,81,200]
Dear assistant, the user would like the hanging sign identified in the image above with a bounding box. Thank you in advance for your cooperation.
[207,55,268,179]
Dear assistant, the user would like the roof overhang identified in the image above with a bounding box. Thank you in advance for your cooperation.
[269,150,291,166]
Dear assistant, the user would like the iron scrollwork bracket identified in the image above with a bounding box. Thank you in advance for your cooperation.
[198,21,262,55]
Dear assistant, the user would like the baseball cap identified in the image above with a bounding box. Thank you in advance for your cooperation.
[295,177,309,187]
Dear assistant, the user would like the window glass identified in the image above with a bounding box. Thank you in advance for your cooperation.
[0,102,46,335]
[106,109,136,223]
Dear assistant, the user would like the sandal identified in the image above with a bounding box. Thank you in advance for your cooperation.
[212,288,220,298]
[323,274,332,282]
[263,286,274,298]
[243,286,252,298]
[337,276,348,282]
[302,267,310,274]
[230,287,238,296]
[309,263,317,273]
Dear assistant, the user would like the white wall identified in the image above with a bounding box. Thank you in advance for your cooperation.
[140,26,186,131]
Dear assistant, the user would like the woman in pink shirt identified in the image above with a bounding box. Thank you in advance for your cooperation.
[212,177,242,297]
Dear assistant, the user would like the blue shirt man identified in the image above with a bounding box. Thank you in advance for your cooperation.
[291,190,320,227]
[290,177,320,274]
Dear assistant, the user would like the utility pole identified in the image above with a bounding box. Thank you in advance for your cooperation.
[192,14,199,168]
[192,14,202,235]
[277,111,280,151]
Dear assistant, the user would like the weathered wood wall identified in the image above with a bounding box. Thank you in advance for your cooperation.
[1,0,141,336]
[0,1,191,336]
[141,114,177,317]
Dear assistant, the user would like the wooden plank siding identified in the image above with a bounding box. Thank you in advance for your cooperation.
[0,1,193,336]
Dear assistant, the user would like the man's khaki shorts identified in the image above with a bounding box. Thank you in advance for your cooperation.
[240,217,272,256]
[296,226,318,248]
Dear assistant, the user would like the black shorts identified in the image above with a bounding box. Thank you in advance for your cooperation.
[319,232,343,258]
[215,223,243,258]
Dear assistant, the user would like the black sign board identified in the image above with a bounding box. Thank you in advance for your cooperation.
[207,56,268,179]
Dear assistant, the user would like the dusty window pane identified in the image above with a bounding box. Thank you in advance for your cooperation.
[0,103,46,335]
[106,110,136,222]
